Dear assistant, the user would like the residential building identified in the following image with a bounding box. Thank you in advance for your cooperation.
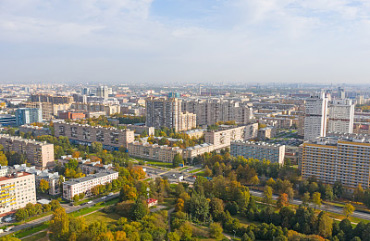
[19,124,51,137]
[128,142,183,163]
[230,141,285,164]
[54,121,135,150]
[0,134,54,169]
[118,124,155,136]
[300,136,370,190]
[146,97,196,131]
[15,108,42,126]
[0,168,36,215]
[96,86,111,99]
[62,170,119,201]
[58,111,86,120]
[58,156,113,174]
[328,99,354,134]
[204,123,258,150]
[258,126,276,140]
[13,164,62,195]
[73,103,120,116]
[304,93,329,141]
[0,114,16,127]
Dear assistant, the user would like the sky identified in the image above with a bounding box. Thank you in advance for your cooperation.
[1,0,370,85]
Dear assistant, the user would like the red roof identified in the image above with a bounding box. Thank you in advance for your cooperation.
[147,198,157,204]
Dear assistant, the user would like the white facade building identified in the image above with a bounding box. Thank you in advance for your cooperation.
[304,93,329,141]
[328,99,354,134]
[62,170,119,201]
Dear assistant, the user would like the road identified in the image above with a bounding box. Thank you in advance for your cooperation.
[249,190,370,221]
[0,193,119,237]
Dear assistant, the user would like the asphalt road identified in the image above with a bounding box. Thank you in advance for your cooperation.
[0,193,119,237]
[249,190,370,220]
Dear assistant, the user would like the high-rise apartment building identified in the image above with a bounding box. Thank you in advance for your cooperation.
[300,137,370,190]
[182,98,253,126]
[0,167,36,215]
[304,93,329,141]
[15,108,43,126]
[146,97,196,132]
[328,99,354,134]
[96,86,112,99]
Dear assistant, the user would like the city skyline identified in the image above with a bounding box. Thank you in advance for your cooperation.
[2,0,370,84]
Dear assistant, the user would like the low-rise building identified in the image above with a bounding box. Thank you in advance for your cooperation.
[62,170,119,201]
[128,142,182,163]
[58,156,113,174]
[0,134,54,169]
[54,121,135,150]
[118,124,155,136]
[0,114,16,127]
[230,141,285,164]
[58,111,86,120]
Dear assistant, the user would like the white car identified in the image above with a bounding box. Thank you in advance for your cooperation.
[108,192,114,196]
[87,201,93,204]
[4,226,13,232]
[101,196,107,199]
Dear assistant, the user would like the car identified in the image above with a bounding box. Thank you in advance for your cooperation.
[69,203,74,206]
[108,192,114,196]
[102,196,107,199]
[4,226,13,232]
[87,201,93,204]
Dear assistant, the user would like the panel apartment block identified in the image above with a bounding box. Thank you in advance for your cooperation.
[300,137,370,189]
[63,170,119,200]
[0,134,54,169]
[54,121,135,150]
[230,141,285,165]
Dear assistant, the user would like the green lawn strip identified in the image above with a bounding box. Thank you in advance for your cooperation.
[13,211,53,226]
[84,211,121,225]
[189,169,202,174]
[15,223,49,239]
[196,171,205,177]
[22,231,47,241]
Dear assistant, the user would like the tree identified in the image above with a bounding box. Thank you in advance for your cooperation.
[277,193,289,209]
[302,192,310,207]
[175,198,185,212]
[131,199,149,221]
[343,203,355,218]
[312,192,321,209]
[178,221,193,241]
[354,184,364,202]
[120,185,137,201]
[91,142,103,153]
[209,222,223,240]
[15,208,28,221]
[39,179,49,194]
[263,186,273,205]
[266,177,276,187]
[73,194,80,203]
[333,181,344,198]
[173,153,184,167]
[204,165,212,177]
[249,175,260,185]
[189,192,210,221]
[317,211,333,238]
[49,208,70,240]
[0,151,8,166]
[168,232,181,241]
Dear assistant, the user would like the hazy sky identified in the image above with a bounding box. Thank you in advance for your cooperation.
[1,0,370,84]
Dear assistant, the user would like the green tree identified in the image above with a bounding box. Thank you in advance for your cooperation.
[131,199,149,221]
[302,192,310,207]
[263,186,273,205]
[73,194,80,203]
[173,153,184,167]
[343,203,355,218]
[168,232,181,241]
[333,181,343,198]
[189,192,210,221]
[209,222,223,240]
[312,192,321,209]
[317,211,333,238]
[39,179,49,193]
[15,208,28,221]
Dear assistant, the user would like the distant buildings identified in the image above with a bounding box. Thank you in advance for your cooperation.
[19,124,51,137]
[62,170,119,201]
[15,108,42,126]
[96,86,112,99]
[304,93,329,141]
[230,141,285,165]
[0,134,54,169]
[58,111,86,120]
[0,168,36,215]
[146,97,196,132]
[54,121,135,150]
[300,136,370,190]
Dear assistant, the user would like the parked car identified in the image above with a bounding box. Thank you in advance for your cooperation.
[87,201,93,204]
[4,226,13,232]
[108,192,114,196]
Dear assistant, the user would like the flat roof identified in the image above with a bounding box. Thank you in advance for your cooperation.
[63,170,118,185]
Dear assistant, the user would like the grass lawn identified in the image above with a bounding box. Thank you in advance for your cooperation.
[196,171,205,177]
[84,210,121,225]
[145,160,174,168]
[22,231,48,241]
[189,168,202,174]
[15,223,49,239]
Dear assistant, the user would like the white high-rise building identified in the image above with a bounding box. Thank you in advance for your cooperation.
[96,86,111,99]
[328,99,354,134]
[304,93,329,141]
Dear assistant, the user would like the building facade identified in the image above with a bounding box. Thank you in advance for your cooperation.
[146,97,196,132]
[0,169,36,215]
[328,99,354,134]
[300,137,370,190]
[62,171,119,201]
[15,108,42,126]
[54,121,135,150]
[0,134,54,169]
[230,141,285,164]
[304,93,329,141]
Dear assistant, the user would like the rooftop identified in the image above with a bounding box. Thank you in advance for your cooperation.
[63,170,118,185]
